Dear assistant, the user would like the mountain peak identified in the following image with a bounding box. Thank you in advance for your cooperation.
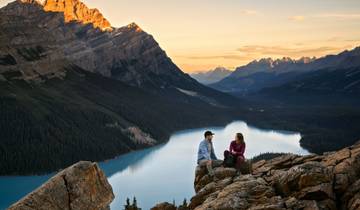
[19,0,46,6]
[126,22,143,32]
[19,0,113,31]
[297,56,316,64]
[213,66,229,72]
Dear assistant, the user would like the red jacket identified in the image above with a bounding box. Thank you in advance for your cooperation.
[229,141,245,157]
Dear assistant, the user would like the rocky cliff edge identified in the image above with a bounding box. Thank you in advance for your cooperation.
[8,161,114,210]
[187,141,360,210]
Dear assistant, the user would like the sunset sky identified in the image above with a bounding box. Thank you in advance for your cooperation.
[1,0,360,72]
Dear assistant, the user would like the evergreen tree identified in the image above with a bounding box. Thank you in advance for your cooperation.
[124,197,130,209]
[182,198,188,207]
[133,197,137,208]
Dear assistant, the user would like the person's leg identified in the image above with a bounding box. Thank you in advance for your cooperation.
[235,155,245,171]
[213,159,224,167]
[199,160,214,176]
[224,150,230,158]
[206,160,215,176]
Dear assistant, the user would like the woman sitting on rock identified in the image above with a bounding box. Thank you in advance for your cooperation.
[224,133,246,172]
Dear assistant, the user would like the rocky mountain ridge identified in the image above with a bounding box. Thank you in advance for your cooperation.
[211,47,360,94]
[191,67,232,85]
[232,56,316,78]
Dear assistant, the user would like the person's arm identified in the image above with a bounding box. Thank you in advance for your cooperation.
[229,141,234,154]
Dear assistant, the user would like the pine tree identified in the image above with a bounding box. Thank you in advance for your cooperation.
[182,198,188,207]
[133,197,137,208]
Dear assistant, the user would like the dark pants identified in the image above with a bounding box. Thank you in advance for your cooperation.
[224,150,245,170]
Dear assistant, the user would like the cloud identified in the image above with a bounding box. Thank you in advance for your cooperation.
[288,16,305,21]
[315,13,360,19]
[240,10,259,15]
[237,45,350,57]
[290,13,360,21]
[181,55,245,60]
[326,36,342,42]
[177,45,351,62]
[345,39,360,42]
[176,54,253,61]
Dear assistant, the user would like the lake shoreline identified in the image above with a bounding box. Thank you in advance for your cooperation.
[1,115,309,177]
[0,117,309,177]
[0,120,309,210]
[0,117,236,176]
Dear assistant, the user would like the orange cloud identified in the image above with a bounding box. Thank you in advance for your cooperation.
[240,10,259,15]
[315,13,360,19]
[177,54,253,61]
[288,16,305,21]
[237,45,352,58]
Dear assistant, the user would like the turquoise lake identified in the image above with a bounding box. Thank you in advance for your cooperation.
[0,121,309,210]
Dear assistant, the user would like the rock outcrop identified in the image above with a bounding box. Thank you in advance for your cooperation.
[187,141,360,210]
[8,161,114,210]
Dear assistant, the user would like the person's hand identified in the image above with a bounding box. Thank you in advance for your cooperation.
[207,160,212,165]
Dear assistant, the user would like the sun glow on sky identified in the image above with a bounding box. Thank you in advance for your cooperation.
[1,0,360,72]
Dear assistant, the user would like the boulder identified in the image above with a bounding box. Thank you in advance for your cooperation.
[8,161,114,210]
[151,202,177,210]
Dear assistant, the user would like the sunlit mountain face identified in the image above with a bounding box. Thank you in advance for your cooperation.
[21,0,112,31]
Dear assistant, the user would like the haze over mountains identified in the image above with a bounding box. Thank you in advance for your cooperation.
[190,67,232,85]
[211,47,360,96]
[0,0,238,174]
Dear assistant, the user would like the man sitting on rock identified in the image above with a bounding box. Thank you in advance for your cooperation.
[197,131,221,177]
